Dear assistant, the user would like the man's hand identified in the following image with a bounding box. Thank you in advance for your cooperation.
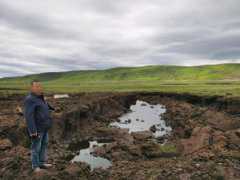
[30,133,39,138]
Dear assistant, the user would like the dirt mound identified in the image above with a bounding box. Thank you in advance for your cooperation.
[0,92,240,179]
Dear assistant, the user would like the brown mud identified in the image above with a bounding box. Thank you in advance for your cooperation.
[0,92,240,180]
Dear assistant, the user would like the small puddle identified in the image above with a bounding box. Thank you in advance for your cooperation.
[110,100,172,137]
[71,141,112,171]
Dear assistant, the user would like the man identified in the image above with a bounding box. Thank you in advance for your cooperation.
[24,80,54,173]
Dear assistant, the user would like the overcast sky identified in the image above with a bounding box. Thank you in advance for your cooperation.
[0,0,240,77]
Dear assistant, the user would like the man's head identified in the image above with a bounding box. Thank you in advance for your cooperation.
[30,80,43,95]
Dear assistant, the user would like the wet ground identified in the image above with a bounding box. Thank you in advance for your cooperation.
[110,100,172,137]
[71,140,112,171]
[0,92,240,180]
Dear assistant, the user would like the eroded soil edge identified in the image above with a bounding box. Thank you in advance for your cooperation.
[0,92,239,180]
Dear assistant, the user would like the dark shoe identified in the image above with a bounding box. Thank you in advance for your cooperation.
[33,167,44,173]
[40,163,53,169]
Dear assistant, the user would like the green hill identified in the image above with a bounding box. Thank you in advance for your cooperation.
[2,63,240,82]
[0,63,240,96]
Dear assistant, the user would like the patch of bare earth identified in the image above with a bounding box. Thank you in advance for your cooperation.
[0,92,239,180]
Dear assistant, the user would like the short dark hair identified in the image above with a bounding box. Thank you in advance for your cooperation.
[31,79,40,86]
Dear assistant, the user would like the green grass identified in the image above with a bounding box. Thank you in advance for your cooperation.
[0,63,240,96]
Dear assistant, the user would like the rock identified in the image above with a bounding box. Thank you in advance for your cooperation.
[212,130,226,144]
[141,142,179,158]
[64,162,90,178]
[225,129,240,149]
[91,168,110,180]
[198,151,215,160]
[131,131,153,141]
[125,119,131,123]
[155,136,166,144]
[180,126,212,155]
[179,173,191,180]
[68,139,89,151]
[78,104,90,114]
[212,166,225,180]
[212,166,240,180]
[236,129,240,137]
[205,111,240,131]
[127,145,142,157]
[63,151,76,161]
[0,138,12,150]
[150,125,157,133]
[54,107,62,113]
[113,129,134,146]
[211,130,227,150]
[111,151,126,161]
[31,170,52,180]
[195,163,200,167]
[174,127,188,138]
[53,94,69,99]
[95,127,116,137]
[16,106,23,116]
[93,142,118,157]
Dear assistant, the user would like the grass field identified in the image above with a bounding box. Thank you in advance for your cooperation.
[0,63,240,96]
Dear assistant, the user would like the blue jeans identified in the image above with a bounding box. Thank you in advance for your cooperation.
[31,131,48,169]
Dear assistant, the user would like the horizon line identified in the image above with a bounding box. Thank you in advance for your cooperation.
[0,62,239,79]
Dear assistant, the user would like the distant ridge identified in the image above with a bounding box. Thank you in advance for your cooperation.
[1,63,240,83]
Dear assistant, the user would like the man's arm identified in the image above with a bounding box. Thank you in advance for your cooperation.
[47,102,55,111]
[24,99,38,136]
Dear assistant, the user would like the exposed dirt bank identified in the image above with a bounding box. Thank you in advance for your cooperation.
[0,92,239,180]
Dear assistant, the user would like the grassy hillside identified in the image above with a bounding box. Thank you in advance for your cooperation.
[0,63,240,96]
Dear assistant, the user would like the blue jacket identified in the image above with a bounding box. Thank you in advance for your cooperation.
[24,92,53,134]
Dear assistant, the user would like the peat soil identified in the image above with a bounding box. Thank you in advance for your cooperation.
[0,92,240,180]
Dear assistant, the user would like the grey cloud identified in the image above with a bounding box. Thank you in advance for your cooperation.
[0,0,240,78]
[211,48,240,60]
[0,1,77,40]
[159,31,240,58]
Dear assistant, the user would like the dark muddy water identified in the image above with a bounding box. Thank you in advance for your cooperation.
[110,100,172,137]
[71,141,112,171]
